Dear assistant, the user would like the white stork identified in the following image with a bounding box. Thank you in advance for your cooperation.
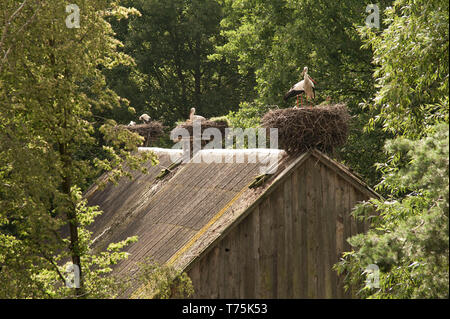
[139,113,151,124]
[189,108,206,122]
[284,66,316,107]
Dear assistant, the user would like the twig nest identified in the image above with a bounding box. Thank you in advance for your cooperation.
[124,121,164,146]
[172,119,229,144]
[261,104,350,154]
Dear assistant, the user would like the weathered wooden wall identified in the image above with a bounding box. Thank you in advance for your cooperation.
[187,156,370,299]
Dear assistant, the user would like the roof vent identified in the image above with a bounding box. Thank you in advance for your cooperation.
[155,159,182,180]
[249,173,271,189]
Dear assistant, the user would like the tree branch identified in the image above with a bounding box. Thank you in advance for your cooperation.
[0,1,41,73]
[0,0,29,51]
[39,249,67,285]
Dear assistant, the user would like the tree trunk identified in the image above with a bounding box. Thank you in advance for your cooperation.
[59,141,84,298]
[59,100,84,297]
[194,62,201,108]
[193,40,202,112]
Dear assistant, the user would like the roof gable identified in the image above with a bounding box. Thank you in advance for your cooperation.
[86,148,379,296]
[87,148,287,294]
[169,150,379,274]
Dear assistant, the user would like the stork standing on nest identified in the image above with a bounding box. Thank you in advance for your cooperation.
[139,113,151,124]
[189,107,206,122]
[284,66,316,108]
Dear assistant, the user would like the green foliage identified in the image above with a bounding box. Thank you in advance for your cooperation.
[339,112,391,188]
[227,102,274,128]
[0,0,155,298]
[0,186,138,298]
[336,124,449,298]
[131,259,194,299]
[216,0,394,186]
[336,0,449,299]
[209,115,232,127]
[361,0,449,138]
[103,0,256,127]
[1,0,448,300]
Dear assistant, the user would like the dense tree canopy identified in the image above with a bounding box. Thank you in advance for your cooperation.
[361,0,449,138]
[216,0,395,186]
[337,124,449,298]
[103,0,256,126]
[0,0,152,298]
[0,0,448,299]
[336,0,449,298]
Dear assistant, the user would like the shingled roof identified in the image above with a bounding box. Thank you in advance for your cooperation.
[86,148,378,297]
[86,148,288,293]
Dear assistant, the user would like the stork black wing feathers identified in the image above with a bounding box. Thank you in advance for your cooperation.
[284,89,304,101]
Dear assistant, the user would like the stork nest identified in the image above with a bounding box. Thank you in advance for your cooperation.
[261,104,350,154]
[124,121,164,147]
[171,119,229,145]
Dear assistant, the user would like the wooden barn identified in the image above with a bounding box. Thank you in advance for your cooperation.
[85,147,379,299]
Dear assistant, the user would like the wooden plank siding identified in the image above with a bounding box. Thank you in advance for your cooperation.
[188,156,372,299]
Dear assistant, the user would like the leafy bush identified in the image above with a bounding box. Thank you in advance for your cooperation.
[335,124,449,298]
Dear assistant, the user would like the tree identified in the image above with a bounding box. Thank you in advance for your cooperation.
[0,0,153,298]
[336,124,449,298]
[336,0,449,298]
[215,0,394,186]
[103,0,256,127]
[361,0,449,138]
[130,258,194,299]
